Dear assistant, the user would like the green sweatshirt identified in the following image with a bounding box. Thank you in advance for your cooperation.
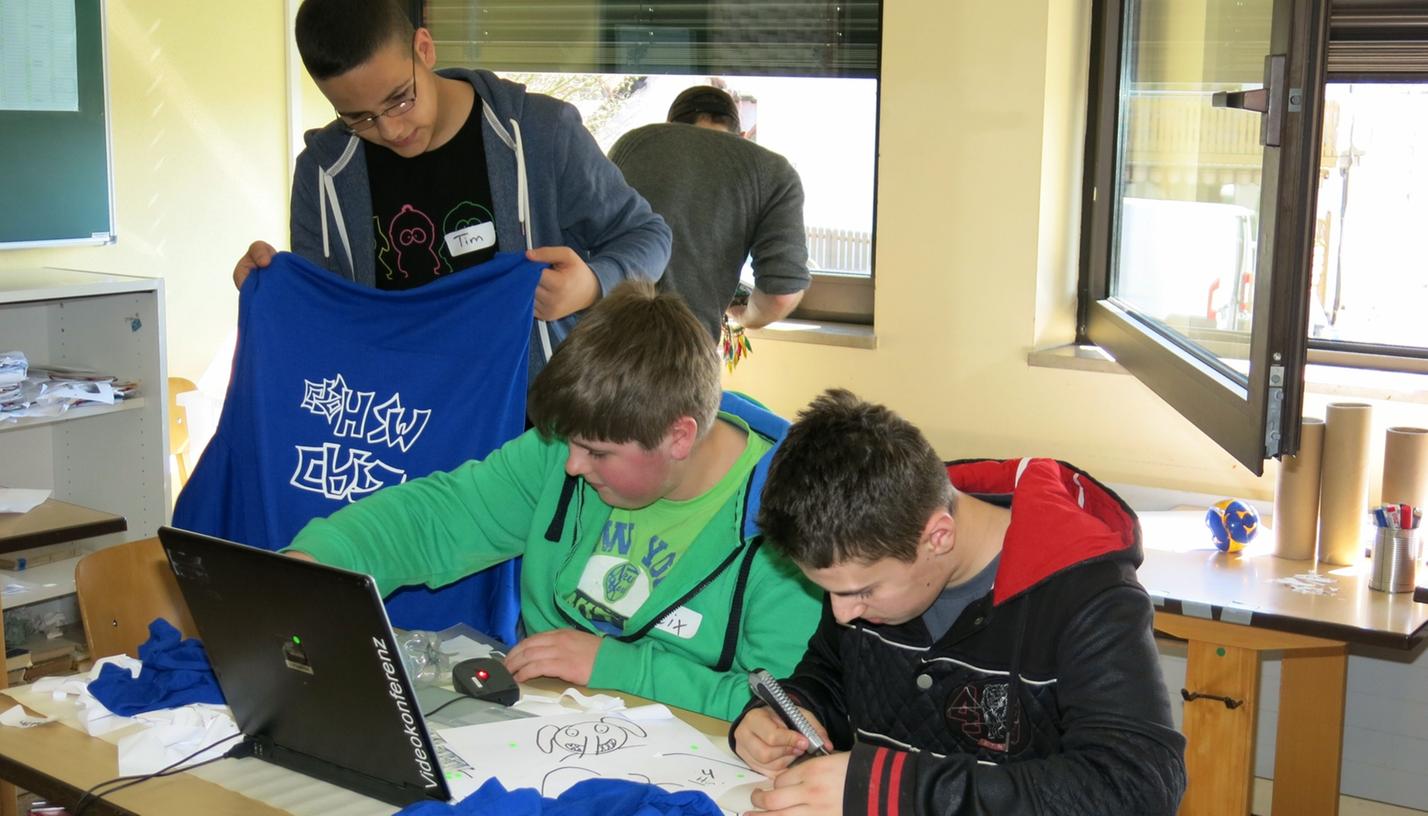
[287,421,821,721]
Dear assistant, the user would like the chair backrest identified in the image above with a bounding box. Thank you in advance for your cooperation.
[75,537,198,660]
[167,376,198,494]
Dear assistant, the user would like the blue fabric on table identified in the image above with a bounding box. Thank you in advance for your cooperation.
[86,618,225,715]
[395,777,724,816]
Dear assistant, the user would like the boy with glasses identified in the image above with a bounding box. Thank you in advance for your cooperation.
[232,0,670,375]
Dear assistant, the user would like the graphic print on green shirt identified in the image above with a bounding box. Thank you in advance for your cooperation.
[570,414,772,634]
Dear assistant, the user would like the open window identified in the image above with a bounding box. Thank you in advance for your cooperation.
[1079,0,1330,473]
[1307,2,1428,372]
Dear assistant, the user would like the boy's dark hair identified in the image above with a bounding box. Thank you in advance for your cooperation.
[758,389,954,568]
[667,86,740,133]
[528,281,721,449]
[295,0,415,80]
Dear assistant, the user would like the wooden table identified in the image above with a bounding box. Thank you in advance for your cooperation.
[1137,511,1428,816]
[0,678,731,815]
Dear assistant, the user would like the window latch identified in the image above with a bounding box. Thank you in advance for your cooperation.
[1211,54,1286,147]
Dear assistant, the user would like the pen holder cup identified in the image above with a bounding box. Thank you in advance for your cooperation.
[1368,527,1420,593]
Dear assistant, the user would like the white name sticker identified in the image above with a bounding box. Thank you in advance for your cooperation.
[654,606,703,639]
[444,221,496,257]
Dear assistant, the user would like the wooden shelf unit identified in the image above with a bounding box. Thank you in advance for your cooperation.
[0,499,126,554]
[0,269,169,683]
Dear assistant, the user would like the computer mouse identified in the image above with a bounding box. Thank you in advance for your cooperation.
[452,657,520,706]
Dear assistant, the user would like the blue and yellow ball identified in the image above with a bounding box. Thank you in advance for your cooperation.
[1205,499,1260,552]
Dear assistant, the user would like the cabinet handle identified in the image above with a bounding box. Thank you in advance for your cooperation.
[1181,688,1243,709]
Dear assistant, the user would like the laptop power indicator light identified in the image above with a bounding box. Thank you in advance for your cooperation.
[283,639,314,675]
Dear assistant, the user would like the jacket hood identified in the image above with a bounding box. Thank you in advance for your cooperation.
[467,69,529,124]
[719,392,790,541]
[946,458,1140,606]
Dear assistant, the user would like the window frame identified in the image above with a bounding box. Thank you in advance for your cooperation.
[1077,0,1330,474]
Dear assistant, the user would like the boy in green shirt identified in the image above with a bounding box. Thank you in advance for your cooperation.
[286,281,820,719]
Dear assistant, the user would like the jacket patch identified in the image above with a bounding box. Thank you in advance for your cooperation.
[943,679,1026,754]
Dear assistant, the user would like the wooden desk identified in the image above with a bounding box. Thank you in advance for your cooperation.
[0,678,732,815]
[1138,511,1428,816]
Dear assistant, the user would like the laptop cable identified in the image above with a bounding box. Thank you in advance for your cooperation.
[422,695,479,719]
[71,731,253,815]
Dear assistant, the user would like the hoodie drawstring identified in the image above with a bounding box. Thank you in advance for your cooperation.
[318,166,329,259]
[510,117,554,363]
[320,171,354,278]
[317,135,360,281]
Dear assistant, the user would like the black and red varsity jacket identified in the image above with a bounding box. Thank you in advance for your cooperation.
[734,457,1187,816]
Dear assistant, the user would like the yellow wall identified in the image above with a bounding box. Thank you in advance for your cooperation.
[0,1,290,382]
[726,0,1277,499]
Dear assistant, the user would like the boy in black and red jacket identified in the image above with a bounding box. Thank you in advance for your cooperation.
[732,389,1186,816]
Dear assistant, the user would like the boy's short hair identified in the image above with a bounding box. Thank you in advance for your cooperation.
[667,86,740,133]
[528,281,721,449]
[758,389,955,568]
[295,0,415,80]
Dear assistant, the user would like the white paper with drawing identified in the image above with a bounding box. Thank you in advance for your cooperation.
[435,705,766,804]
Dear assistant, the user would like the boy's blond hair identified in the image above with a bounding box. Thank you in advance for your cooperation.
[528,281,720,448]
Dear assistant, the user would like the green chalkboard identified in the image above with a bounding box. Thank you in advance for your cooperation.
[0,0,113,247]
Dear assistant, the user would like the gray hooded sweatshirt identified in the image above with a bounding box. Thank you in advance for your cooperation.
[289,68,672,375]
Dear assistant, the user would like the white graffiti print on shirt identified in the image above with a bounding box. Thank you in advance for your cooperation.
[290,374,433,502]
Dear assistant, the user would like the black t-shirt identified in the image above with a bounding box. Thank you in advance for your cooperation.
[366,102,498,290]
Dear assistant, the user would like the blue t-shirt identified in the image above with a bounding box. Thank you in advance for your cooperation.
[174,251,543,639]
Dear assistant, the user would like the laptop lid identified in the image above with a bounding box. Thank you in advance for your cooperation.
[158,525,452,807]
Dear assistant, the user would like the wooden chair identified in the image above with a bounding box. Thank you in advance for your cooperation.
[75,536,198,660]
[168,376,198,500]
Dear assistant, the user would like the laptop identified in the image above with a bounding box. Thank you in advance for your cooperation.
[157,525,452,808]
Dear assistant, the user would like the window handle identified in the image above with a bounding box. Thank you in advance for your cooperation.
[1211,54,1286,147]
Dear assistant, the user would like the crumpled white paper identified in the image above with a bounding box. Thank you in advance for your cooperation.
[0,488,50,514]
[35,655,143,736]
[0,705,54,727]
[118,704,240,776]
[31,653,240,774]
[512,686,627,717]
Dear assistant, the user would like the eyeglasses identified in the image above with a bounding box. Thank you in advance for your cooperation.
[340,48,418,134]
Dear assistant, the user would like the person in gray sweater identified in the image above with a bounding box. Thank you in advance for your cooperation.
[609,86,810,340]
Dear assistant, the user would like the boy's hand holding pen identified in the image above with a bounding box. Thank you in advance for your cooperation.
[734,670,834,777]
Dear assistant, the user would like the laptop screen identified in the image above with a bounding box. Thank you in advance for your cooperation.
[158,525,453,807]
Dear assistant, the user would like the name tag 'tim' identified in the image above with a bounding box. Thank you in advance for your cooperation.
[444,221,495,257]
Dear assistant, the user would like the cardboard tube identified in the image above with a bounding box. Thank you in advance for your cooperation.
[1318,403,1373,565]
[1382,426,1428,509]
[1273,417,1323,560]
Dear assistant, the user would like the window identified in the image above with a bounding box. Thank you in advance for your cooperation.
[1306,0,1428,370]
[1310,83,1428,353]
[423,0,882,325]
[1080,0,1330,473]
